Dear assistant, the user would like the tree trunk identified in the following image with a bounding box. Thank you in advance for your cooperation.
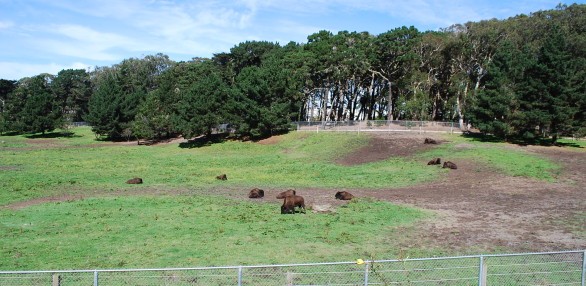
[456,82,468,130]
[387,81,394,121]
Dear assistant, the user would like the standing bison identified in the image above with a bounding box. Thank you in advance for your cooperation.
[276,189,296,199]
[335,191,354,200]
[443,161,458,169]
[216,174,227,180]
[248,188,264,198]
[281,195,306,214]
[427,158,441,165]
[126,177,143,184]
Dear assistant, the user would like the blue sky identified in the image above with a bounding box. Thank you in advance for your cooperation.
[0,0,583,80]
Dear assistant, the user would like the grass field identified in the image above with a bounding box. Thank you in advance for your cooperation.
[0,127,566,270]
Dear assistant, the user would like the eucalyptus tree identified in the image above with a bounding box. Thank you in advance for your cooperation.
[281,42,316,121]
[329,31,374,121]
[412,31,449,120]
[371,26,421,120]
[304,30,337,121]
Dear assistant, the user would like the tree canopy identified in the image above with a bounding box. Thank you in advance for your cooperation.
[1,4,584,143]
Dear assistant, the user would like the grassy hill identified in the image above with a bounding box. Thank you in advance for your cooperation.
[0,127,564,270]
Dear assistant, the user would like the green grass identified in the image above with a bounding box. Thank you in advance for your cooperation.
[0,196,427,270]
[0,128,440,206]
[0,127,569,271]
[418,137,560,180]
[557,138,586,148]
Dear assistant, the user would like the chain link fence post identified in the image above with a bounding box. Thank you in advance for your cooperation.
[582,250,586,286]
[237,266,242,286]
[363,262,369,286]
[93,271,99,286]
[478,255,486,286]
[582,250,585,286]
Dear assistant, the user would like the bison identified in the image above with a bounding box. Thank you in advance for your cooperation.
[427,158,441,165]
[443,161,458,169]
[424,138,438,144]
[276,189,296,199]
[216,174,227,180]
[281,195,306,214]
[126,177,143,184]
[335,191,354,200]
[248,188,265,198]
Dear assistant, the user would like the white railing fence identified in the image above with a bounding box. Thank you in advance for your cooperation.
[292,120,467,134]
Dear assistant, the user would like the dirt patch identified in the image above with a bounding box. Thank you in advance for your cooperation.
[333,135,586,252]
[336,133,442,165]
[256,135,285,145]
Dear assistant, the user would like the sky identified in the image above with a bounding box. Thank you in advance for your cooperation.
[0,0,583,80]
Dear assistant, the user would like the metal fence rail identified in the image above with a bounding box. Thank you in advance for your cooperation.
[292,120,466,134]
[0,250,584,285]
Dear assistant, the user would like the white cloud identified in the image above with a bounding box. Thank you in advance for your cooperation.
[30,24,139,61]
[0,61,90,80]
[0,21,14,30]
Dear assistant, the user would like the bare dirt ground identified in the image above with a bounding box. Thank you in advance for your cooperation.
[232,133,585,253]
[5,133,585,253]
[328,133,586,253]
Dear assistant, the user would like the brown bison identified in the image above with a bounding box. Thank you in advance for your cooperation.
[216,174,227,180]
[281,195,306,214]
[427,158,441,165]
[443,161,458,169]
[424,138,438,144]
[276,189,296,199]
[126,177,143,184]
[335,191,354,200]
[248,188,265,198]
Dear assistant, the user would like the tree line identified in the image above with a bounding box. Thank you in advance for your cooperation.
[0,4,584,143]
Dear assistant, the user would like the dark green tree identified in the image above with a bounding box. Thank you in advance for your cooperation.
[51,69,92,123]
[517,25,573,142]
[468,41,527,138]
[174,61,232,138]
[0,79,17,133]
[11,74,62,134]
[84,73,125,138]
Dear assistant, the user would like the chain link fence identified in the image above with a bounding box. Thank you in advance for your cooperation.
[1,250,584,285]
[293,120,466,134]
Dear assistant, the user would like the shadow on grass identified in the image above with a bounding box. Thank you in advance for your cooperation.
[179,133,228,148]
[462,132,584,148]
[25,131,81,139]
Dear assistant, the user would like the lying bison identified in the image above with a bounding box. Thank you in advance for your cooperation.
[216,174,227,180]
[427,158,441,165]
[424,138,438,144]
[281,195,306,214]
[443,161,458,169]
[126,177,143,184]
[335,191,354,200]
[276,189,296,199]
[248,188,264,198]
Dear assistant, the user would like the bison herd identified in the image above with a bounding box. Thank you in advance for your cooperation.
[125,137,454,214]
[247,188,356,214]
[423,138,457,170]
